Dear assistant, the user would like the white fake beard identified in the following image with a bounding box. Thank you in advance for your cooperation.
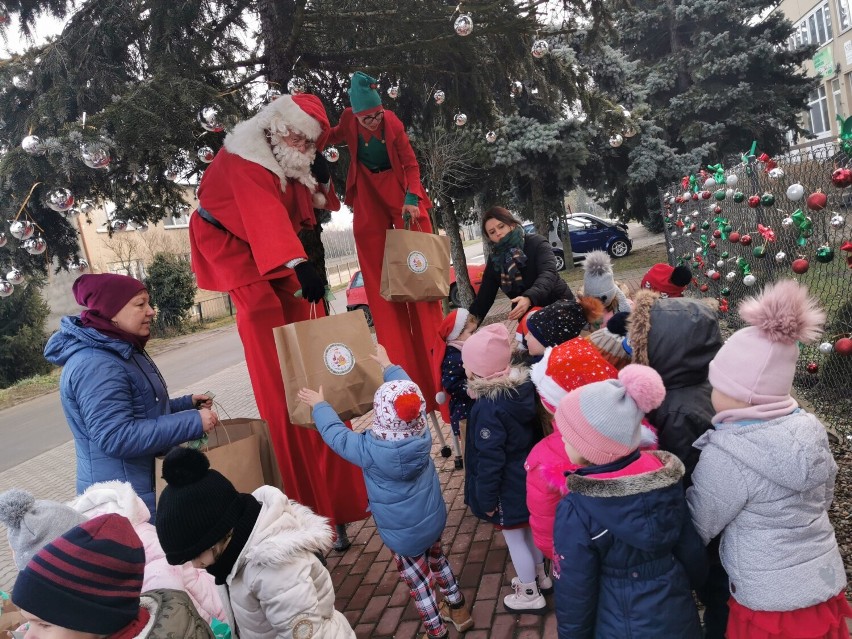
[269,136,315,183]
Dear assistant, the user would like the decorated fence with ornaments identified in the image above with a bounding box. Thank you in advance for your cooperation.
[659,142,852,437]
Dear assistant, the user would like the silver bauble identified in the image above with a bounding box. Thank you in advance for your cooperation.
[725,271,736,281]
[78,201,95,215]
[0,232,5,247]
[706,269,717,278]
[609,134,623,148]
[12,74,31,90]
[78,259,89,273]
[387,85,399,99]
[775,250,787,262]
[111,219,128,232]
[133,220,149,232]
[622,126,638,138]
[668,247,675,253]
[743,274,757,287]
[531,39,549,58]
[454,113,468,126]
[768,167,785,179]
[62,208,81,219]
[265,89,281,103]
[0,281,12,298]
[830,214,845,228]
[21,135,44,155]
[819,342,834,354]
[670,232,678,238]
[9,220,35,240]
[485,130,497,143]
[6,268,24,285]
[703,178,716,190]
[781,217,794,228]
[692,212,700,218]
[454,14,473,36]
[726,188,734,198]
[511,81,524,96]
[164,168,179,181]
[197,106,224,133]
[80,142,111,169]
[323,146,340,162]
[682,191,692,200]
[197,146,215,163]
[45,187,74,212]
[434,90,446,105]
[726,174,738,188]
[786,183,805,201]
[676,207,683,214]
[716,260,724,268]
[287,77,307,95]
[23,237,46,255]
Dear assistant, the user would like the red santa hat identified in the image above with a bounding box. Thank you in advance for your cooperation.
[515,306,543,348]
[640,263,692,298]
[530,337,618,413]
[431,309,470,422]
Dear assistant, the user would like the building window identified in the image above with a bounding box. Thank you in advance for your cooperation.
[163,207,190,228]
[833,78,843,118]
[840,0,852,31]
[808,86,832,135]
[793,2,834,47]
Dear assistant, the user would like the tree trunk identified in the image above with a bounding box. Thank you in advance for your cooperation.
[440,197,474,308]
[666,0,691,94]
[474,192,491,264]
[560,195,575,270]
[530,179,550,239]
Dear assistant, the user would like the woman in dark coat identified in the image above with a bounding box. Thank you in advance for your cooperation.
[468,207,574,323]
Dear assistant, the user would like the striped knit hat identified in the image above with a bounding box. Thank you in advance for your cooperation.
[12,513,144,634]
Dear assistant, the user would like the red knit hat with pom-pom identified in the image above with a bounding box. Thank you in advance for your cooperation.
[372,379,428,441]
[530,338,618,413]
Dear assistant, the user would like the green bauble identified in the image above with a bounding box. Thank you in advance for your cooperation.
[720,287,731,296]
[724,225,733,233]
[753,246,767,258]
[815,247,835,263]
[701,221,710,230]
[760,193,775,207]
[733,191,745,203]
[721,251,729,258]
[714,189,726,201]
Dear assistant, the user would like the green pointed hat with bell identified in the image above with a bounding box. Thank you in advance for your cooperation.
[349,71,383,114]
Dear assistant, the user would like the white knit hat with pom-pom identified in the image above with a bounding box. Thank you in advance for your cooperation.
[709,279,825,405]
[554,364,666,465]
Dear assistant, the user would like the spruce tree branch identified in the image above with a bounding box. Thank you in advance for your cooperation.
[220,69,266,93]
[209,0,255,38]
[283,0,309,66]
[202,55,268,73]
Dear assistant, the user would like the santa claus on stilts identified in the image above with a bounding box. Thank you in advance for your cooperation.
[324,72,444,419]
[188,92,369,549]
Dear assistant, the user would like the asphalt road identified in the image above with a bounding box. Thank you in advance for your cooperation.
[0,326,246,472]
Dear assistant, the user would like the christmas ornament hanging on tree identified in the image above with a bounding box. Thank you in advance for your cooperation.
[806,362,819,374]
[786,183,805,201]
[80,142,110,169]
[609,134,623,148]
[434,90,446,105]
[387,85,399,99]
[265,89,281,102]
[287,77,307,95]
[0,280,12,298]
[23,237,46,255]
[45,187,74,212]
[623,125,638,138]
[164,167,179,181]
[454,14,473,36]
[835,337,852,355]
[485,130,497,143]
[791,257,810,274]
[819,342,834,354]
[0,232,6,247]
[768,167,785,179]
[511,81,523,97]
[726,174,738,188]
[197,106,224,133]
[323,147,340,162]
[830,214,845,228]
[733,191,745,203]
[454,113,467,126]
[198,147,215,163]
[9,220,34,240]
[531,39,549,58]
[815,245,835,263]
[775,250,787,262]
[69,259,89,273]
[6,268,24,285]
[806,190,827,211]
[21,135,44,155]
[133,220,149,232]
[831,167,852,187]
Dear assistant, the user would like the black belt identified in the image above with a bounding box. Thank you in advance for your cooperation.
[367,165,392,174]
[197,206,226,232]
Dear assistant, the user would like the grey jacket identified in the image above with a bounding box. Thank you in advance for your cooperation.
[686,411,845,611]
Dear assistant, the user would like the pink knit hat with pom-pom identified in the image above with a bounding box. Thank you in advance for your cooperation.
[709,279,825,405]
[554,364,666,465]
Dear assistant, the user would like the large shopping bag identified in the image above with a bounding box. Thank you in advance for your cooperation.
[274,310,383,428]
[380,228,450,302]
[220,418,283,491]
[155,421,264,500]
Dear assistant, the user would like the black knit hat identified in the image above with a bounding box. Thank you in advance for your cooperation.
[526,300,588,347]
[155,447,246,565]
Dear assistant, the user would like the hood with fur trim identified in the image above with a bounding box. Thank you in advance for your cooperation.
[223,94,323,194]
[466,365,530,400]
[237,486,333,571]
[69,481,150,527]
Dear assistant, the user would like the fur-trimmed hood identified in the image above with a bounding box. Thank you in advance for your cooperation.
[223,94,324,194]
[69,480,150,526]
[235,486,333,572]
[566,451,688,553]
[627,290,721,388]
[466,365,530,400]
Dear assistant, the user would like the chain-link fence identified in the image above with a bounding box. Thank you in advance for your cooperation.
[659,142,852,437]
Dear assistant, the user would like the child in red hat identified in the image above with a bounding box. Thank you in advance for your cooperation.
[640,263,693,298]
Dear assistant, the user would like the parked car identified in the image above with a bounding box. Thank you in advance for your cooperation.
[345,263,486,323]
[523,213,632,270]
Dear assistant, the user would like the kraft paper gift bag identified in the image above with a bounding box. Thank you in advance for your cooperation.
[274,310,383,428]
[380,228,450,302]
[220,418,283,492]
[156,421,264,499]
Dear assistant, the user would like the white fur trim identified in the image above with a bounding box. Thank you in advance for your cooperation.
[640,424,658,448]
[258,94,323,141]
[530,348,568,411]
[448,309,470,342]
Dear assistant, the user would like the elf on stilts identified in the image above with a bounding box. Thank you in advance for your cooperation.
[188,93,368,550]
[323,73,445,434]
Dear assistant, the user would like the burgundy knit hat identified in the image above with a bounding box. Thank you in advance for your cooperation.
[72,273,147,320]
[12,513,145,634]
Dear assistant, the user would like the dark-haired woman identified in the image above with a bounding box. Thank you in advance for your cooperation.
[468,207,574,323]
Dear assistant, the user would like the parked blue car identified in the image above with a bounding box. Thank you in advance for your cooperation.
[523,213,632,270]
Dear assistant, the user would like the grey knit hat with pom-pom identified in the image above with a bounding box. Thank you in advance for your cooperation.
[0,489,85,570]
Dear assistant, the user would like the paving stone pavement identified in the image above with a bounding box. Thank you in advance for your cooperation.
[0,274,658,636]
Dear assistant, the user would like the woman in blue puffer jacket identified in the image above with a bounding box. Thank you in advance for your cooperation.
[43,273,218,519]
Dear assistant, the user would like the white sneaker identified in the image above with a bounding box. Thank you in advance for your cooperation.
[510,563,553,595]
[503,580,547,615]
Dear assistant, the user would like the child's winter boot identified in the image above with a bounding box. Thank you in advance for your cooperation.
[511,562,553,595]
[503,580,546,615]
[438,598,474,632]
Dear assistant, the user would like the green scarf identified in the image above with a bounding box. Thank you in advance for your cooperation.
[489,226,526,268]
[489,227,527,296]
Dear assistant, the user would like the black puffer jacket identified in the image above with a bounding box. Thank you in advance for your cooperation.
[468,234,573,321]
[627,291,722,483]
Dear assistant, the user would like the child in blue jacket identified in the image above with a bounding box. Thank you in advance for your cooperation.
[298,345,473,639]
[551,365,706,639]
[461,323,545,615]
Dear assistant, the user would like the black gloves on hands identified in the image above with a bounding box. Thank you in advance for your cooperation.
[311,154,331,185]
[294,261,326,303]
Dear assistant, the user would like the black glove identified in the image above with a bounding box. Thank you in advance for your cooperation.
[311,154,331,185]
[294,261,325,303]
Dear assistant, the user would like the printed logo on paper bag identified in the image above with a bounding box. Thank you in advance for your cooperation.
[324,343,355,376]
[407,250,428,273]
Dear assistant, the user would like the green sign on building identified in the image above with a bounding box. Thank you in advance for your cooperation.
[814,47,835,78]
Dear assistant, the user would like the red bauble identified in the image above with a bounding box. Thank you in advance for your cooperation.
[747,195,761,208]
[792,258,810,274]
[701,190,712,200]
[711,272,721,280]
[692,193,699,201]
[675,196,685,204]
[712,205,722,214]
[709,240,717,249]
[835,338,852,356]
[700,284,709,292]
[740,234,752,246]
[831,168,852,188]
[713,230,722,238]
[806,191,827,211]
[728,231,741,243]
[806,362,819,374]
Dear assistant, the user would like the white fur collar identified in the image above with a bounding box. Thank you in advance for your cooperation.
[467,366,530,400]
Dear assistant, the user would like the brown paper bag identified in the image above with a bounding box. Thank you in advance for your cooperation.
[156,421,264,500]
[274,310,383,428]
[380,229,450,302]
[221,418,283,491]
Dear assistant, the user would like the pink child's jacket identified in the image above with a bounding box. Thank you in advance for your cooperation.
[526,424,659,559]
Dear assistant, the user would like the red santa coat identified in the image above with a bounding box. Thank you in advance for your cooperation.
[189,98,368,527]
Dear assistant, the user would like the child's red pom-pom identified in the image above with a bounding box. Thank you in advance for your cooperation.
[393,392,421,422]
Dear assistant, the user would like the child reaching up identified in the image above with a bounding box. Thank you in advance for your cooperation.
[687,280,850,639]
[461,323,545,614]
[552,365,706,638]
[298,345,473,639]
